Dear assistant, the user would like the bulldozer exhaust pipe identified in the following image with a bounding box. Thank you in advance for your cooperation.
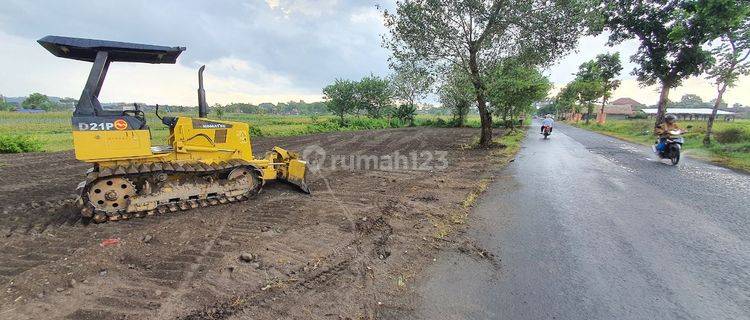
[198,65,208,118]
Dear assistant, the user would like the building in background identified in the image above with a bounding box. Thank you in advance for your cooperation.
[641,108,737,121]
[602,98,644,119]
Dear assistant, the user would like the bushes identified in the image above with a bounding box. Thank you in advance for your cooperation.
[629,112,648,119]
[714,127,749,144]
[305,117,399,134]
[414,117,474,128]
[248,126,264,137]
[0,135,43,153]
[306,119,343,133]
[346,117,394,130]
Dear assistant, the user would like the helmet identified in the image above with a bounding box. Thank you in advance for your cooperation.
[545,114,552,118]
[665,114,677,122]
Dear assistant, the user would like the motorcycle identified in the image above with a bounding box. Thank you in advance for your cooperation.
[655,130,684,165]
[541,125,552,139]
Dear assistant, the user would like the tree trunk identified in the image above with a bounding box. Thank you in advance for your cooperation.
[654,83,671,128]
[585,103,593,124]
[598,97,608,124]
[704,84,727,146]
[468,49,493,147]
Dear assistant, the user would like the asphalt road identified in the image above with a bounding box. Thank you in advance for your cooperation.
[412,122,749,320]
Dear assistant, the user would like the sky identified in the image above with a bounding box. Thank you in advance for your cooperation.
[0,0,748,107]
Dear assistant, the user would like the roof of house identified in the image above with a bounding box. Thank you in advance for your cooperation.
[610,98,644,106]
[604,104,635,115]
[641,108,736,115]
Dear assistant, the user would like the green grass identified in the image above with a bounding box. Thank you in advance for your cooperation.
[0,110,525,154]
[494,129,526,154]
[0,111,491,153]
[572,119,750,172]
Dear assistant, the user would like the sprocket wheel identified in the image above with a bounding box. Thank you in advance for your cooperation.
[87,177,136,213]
[228,167,261,195]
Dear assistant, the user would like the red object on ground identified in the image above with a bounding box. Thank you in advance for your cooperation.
[100,238,120,247]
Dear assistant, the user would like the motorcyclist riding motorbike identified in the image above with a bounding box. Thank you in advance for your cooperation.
[541,114,554,134]
[653,114,681,153]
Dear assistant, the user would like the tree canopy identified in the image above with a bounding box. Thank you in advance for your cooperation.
[485,59,551,127]
[570,53,622,123]
[691,0,750,144]
[389,60,433,109]
[383,0,588,146]
[438,64,475,127]
[356,74,394,118]
[22,93,55,111]
[322,75,395,122]
[595,0,717,126]
[323,79,358,123]
[593,52,623,106]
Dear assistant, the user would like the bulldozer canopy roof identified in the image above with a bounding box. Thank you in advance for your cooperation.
[38,35,185,64]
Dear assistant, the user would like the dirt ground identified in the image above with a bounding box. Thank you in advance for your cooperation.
[0,127,509,320]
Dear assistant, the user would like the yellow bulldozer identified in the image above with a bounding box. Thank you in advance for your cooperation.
[39,36,310,223]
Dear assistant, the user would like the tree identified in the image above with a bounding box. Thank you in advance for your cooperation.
[212,103,225,119]
[555,84,580,117]
[699,0,750,145]
[679,93,705,108]
[596,0,716,128]
[485,59,552,128]
[356,74,394,118]
[226,102,261,114]
[390,60,433,110]
[537,103,557,117]
[572,79,605,123]
[571,61,607,124]
[592,53,622,121]
[22,93,54,111]
[383,0,586,147]
[323,79,358,123]
[0,100,15,111]
[392,103,417,126]
[439,65,475,127]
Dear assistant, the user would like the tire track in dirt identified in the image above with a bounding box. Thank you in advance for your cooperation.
[56,195,319,319]
[53,182,355,319]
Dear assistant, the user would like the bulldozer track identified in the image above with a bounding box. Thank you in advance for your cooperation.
[80,160,263,223]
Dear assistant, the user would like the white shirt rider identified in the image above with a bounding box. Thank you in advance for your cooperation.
[542,117,554,127]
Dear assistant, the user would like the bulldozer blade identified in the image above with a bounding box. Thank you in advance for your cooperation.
[264,146,311,194]
[286,158,311,194]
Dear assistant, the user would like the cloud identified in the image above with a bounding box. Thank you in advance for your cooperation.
[265,0,280,9]
[1,1,747,107]
[0,0,390,104]
[0,30,322,105]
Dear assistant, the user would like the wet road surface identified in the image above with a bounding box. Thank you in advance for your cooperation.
[413,122,749,320]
